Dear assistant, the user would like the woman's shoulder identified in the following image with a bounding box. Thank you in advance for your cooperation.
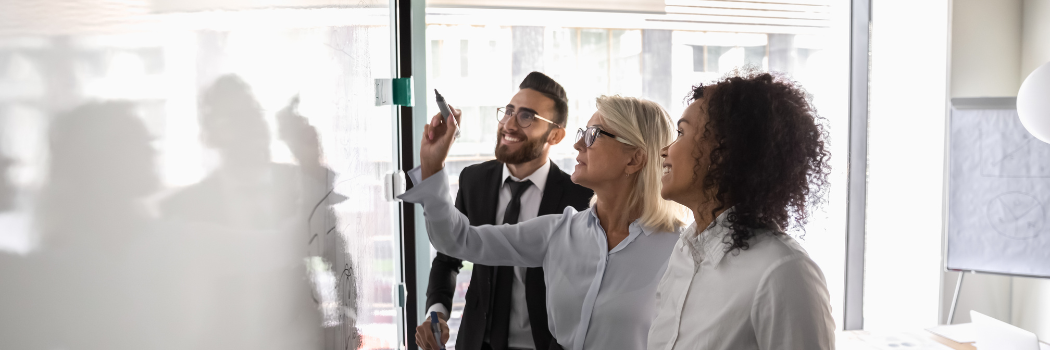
[529,205,588,228]
[739,228,810,260]
[713,228,810,271]
[735,230,823,281]
[565,205,592,219]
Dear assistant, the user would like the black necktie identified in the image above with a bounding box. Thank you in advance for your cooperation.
[501,179,533,225]
[489,178,533,350]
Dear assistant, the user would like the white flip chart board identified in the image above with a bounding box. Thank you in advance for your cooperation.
[947,103,1050,278]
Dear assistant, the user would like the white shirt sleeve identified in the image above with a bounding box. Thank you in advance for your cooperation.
[399,168,568,268]
[426,303,450,320]
[750,255,836,350]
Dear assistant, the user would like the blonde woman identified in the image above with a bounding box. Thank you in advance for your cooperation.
[402,96,685,350]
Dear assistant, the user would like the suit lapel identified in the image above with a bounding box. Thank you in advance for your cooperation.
[537,162,569,216]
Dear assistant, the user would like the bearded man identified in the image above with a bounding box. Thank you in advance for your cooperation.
[415,72,593,350]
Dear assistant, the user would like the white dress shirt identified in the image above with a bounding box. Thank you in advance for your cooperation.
[646,210,835,350]
[426,160,551,350]
[402,168,680,350]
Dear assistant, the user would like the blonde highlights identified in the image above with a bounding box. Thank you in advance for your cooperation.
[594,95,686,233]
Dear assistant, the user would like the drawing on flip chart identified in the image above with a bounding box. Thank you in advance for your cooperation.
[986,192,1044,239]
[975,114,1049,240]
[948,107,1050,277]
[980,115,1050,178]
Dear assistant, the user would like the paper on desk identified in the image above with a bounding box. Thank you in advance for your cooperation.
[926,323,977,343]
[837,331,955,350]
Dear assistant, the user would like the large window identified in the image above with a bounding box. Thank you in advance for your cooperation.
[864,0,950,331]
[422,1,850,346]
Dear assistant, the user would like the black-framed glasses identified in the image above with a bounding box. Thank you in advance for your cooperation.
[496,107,560,129]
[575,125,634,148]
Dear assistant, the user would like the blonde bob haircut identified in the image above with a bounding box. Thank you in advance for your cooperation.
[593,95,686,233]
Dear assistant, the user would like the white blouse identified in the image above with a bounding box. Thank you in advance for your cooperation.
[401,169,680,350]
[647,211,835,350]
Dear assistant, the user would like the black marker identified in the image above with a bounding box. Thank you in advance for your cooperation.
[430,311,446,350]
[434,89,460,139]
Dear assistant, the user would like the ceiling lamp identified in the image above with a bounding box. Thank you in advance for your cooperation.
[1018,61,1050,143]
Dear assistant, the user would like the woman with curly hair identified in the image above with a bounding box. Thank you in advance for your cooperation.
[648,71,835,350]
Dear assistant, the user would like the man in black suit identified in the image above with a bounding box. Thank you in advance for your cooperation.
[415,72,592,350]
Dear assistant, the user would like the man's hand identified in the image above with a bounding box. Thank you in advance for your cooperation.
[420,105,462,180]
[414,312,450,350]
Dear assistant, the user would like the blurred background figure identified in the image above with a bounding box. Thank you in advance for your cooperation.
[0,101,162,349]
[158,74,357,349]
[39,101,158,239]
[277,94,362,350]
[160,74,298,229]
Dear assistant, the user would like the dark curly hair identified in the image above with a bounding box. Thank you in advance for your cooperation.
[688,70,831,253]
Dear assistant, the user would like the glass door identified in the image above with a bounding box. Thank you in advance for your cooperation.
[0,1,406,349]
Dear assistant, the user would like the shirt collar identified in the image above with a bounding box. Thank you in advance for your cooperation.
[501,158,551,193]
[586,206,657,237]
[584,208,655,255]
[692,207,734,265]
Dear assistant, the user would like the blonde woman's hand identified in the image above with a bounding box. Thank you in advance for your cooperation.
[420,105,461,180]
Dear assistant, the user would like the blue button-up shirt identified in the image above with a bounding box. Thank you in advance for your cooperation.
[400,168,680,350]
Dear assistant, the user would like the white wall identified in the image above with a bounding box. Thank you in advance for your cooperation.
[950,0,1022,97]
[1021,0,1050,79]
[941,0,1021,326]
[864,0,950,331]
[1013,0,1050,341]
[945,0,1050,340]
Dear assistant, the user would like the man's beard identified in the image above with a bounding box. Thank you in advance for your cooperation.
[494,128,550,164]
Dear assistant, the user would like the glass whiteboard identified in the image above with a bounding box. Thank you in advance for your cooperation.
[0,2,405,349]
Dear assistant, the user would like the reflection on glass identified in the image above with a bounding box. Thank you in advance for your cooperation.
[0,3,401,350]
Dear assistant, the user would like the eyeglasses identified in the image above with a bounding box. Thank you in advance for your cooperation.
[496,107,560,129]
[575,125,634,148]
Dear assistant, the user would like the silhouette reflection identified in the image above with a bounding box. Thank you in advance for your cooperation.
[0,89,358,349]
[0,101,161,349]
[158,74,359,349]
[278,93,361,350]
[0,11,398,349]
[161,75,297,228]
[39,102,158,239]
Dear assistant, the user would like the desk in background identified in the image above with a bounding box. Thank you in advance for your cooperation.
[839,330,1050,350]
[838,330,973,350]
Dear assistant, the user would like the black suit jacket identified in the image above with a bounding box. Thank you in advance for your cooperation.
[426,160,592,350]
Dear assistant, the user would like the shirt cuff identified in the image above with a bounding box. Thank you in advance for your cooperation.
[397,167,452,206]
[426,303,450,320]
[407,166,423,186]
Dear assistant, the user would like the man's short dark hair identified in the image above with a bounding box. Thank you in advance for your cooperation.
[519,71,569,127]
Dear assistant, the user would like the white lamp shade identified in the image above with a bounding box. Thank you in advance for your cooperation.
[1018,61,1050,143]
